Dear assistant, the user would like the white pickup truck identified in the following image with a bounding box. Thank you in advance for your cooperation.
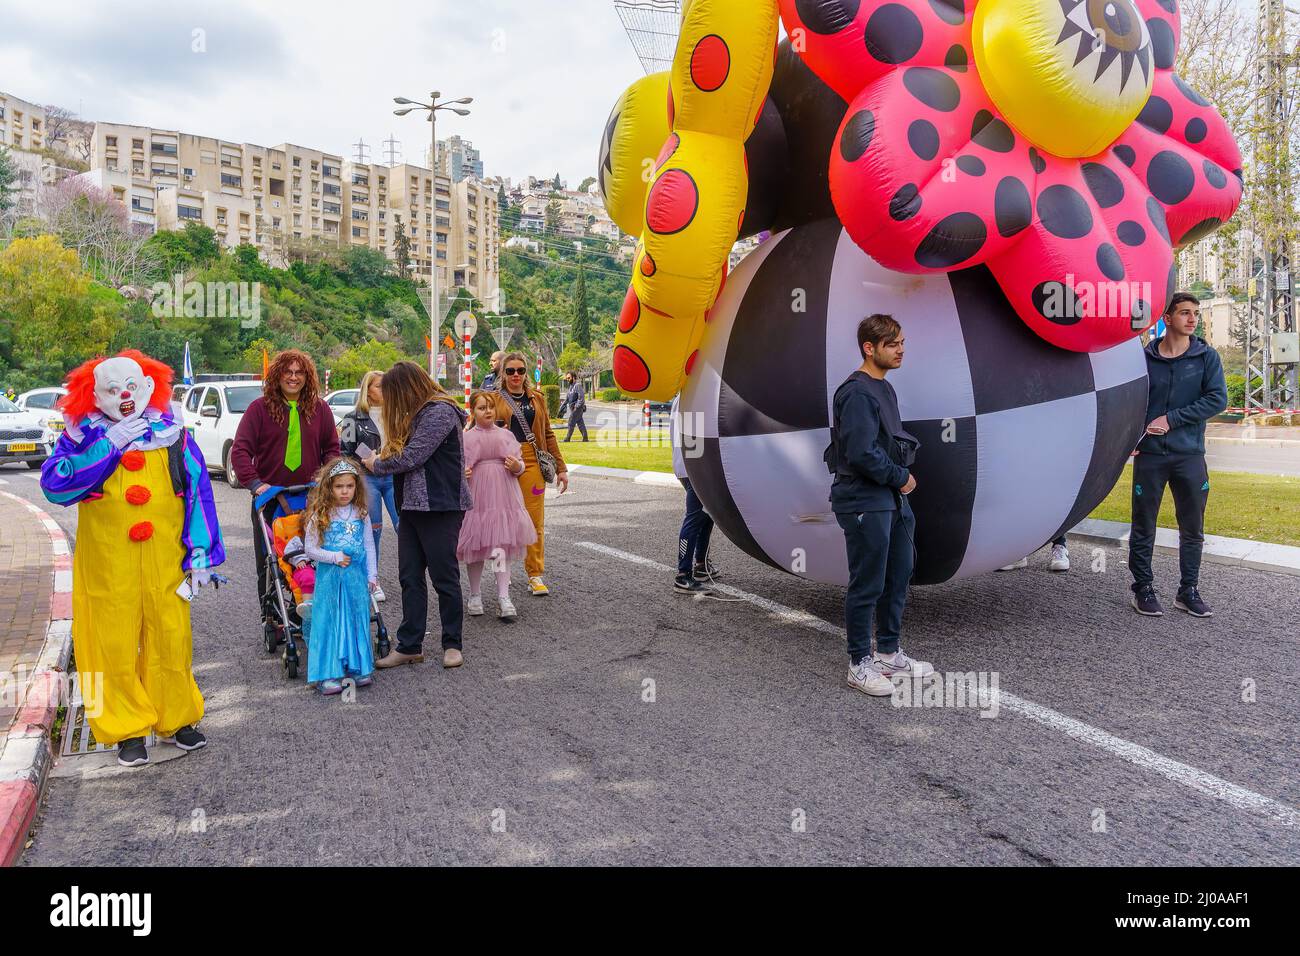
[181,380,265,487]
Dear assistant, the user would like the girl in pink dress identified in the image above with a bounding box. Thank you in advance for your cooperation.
[458,390,538,620]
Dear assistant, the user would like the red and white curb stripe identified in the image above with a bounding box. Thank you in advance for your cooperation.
[0,490,73,867]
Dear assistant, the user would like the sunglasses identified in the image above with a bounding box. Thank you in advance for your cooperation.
[504,367,527,375]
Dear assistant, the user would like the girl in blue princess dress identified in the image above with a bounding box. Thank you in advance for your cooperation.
[303,457,377,694]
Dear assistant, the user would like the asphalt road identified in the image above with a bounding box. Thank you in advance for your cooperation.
[2,464,1297,866]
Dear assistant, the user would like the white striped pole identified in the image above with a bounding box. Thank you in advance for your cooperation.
[463,333,472,405]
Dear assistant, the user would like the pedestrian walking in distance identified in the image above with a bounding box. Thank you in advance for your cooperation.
[560,372,589,442]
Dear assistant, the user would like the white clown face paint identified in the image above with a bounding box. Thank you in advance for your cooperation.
[93,357,155,422]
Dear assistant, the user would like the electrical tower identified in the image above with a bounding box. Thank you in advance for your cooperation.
[352,137,370,164]
[382,134,402,167]
[614,0,682,75]
[1246,0,1300,412]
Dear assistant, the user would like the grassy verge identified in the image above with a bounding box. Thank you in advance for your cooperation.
[562,443,1300,546]
[1090,464,1300,546]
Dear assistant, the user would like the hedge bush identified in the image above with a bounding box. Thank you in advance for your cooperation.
[599,387,622,402]
[542,384,561,418]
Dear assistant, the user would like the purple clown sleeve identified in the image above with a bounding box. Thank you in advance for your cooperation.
[39,424,123,507]
[179,430,226,571]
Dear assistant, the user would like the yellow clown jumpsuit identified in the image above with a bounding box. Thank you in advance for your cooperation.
[72,447,204,745]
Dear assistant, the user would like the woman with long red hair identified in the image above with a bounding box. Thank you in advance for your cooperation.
[231,349,339,607]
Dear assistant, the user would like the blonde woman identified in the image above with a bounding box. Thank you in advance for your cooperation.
[360,362,471,669]
[494,351,567,596]
[339,370,397,599]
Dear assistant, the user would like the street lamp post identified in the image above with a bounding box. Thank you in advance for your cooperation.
[393,91,473,375]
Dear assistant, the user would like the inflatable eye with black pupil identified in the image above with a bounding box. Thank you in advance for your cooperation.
[1058,0,1151,90]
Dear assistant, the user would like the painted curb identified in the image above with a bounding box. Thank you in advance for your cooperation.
[568,465,1300,576]
[0,491,73,867]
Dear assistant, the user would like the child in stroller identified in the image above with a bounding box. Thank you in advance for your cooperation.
[272,512,315,622]
[256,484,390,679]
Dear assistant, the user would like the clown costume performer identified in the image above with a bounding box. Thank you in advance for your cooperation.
[40,350,224,767]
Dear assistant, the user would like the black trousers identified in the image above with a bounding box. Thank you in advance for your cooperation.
[677,477,714,575]
[396,510,465,653]
[565,410,588,441]
[251,499,270,613]
[1129,452,1209,593]
[835,499,914,665]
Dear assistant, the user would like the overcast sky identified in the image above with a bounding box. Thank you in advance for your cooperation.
[0,0,649,186]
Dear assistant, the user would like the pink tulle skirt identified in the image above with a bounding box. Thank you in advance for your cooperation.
[457,462,537,565]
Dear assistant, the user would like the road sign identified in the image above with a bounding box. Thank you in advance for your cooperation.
[454,311,477,340]
[490,326,516,351]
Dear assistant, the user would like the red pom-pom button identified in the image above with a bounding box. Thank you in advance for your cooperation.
[121,451,146,472]
[125,485,151,506]
[128,521,154,542]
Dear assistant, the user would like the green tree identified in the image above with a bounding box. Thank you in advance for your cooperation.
[331,339,407,388]
[573,263,592,348]
[0,146,16,221]
[544,200,562,237]
[343,246,390,287]
[577,176,597,193]
[393,214,412,279]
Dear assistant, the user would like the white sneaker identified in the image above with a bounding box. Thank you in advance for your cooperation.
[997,557,1029,571]
[466,594,484,616]
[874,650,934,679]
[1049,544,1070,572]
[498,596,517,621]
[373,584,387,602]
[847,659,894,697]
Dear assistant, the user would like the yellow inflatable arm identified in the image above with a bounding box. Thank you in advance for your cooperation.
[608,0,779,400]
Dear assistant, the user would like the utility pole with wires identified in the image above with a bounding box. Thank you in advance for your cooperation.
[351,138,371,164]
[613,0,682,75]
[1246,0,1300,412]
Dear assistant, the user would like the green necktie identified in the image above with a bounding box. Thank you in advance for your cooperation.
[284,400,302,471]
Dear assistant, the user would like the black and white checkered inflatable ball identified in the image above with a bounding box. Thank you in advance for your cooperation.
[680,219,1149,585]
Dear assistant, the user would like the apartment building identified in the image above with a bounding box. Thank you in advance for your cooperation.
[274,142,346,250]
[342,161,401,257]
[450,178,500,309]
[382,163,454,289]
[435,135,484,183]
[0,91,45,152]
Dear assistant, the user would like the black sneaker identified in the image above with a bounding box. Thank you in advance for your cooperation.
[674,573,705,593]
[163,726,207,751]
[1131,584,1164,616]
[1175,588,1213,618]
[117,737,149,767]
[692,560,721,582]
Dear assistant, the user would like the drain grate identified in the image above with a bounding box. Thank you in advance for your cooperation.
[59,672,156,757]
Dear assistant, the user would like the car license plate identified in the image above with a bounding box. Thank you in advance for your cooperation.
[6,442,37,453]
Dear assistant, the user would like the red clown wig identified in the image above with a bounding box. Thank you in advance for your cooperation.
[59,350,175,423]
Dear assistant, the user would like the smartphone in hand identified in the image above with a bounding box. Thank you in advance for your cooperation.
[355,442,373,460]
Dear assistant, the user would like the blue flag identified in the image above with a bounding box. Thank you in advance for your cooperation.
[183,341,193,385]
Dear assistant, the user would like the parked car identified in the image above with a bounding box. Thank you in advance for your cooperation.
[324,389,359,424]
[181,380,264,488]
[0,394,57,469]
[16,387,68,434]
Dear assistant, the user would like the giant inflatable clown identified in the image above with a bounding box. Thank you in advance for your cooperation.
[599,0,1242,584]
[41,350,224,765]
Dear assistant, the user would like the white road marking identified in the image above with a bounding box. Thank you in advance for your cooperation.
[576,540,1300,829]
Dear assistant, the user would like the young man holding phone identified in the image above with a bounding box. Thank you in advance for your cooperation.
[1129,293,1227,617]
[827,314,933,696]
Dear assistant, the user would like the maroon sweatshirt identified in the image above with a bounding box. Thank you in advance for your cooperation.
[231,396,340,490]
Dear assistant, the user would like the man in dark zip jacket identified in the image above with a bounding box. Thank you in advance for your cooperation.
[827,314,933,697]
[1129,292,1227,618]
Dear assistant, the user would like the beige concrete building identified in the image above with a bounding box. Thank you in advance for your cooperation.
[0,91,46,152]
[450,178,500,309]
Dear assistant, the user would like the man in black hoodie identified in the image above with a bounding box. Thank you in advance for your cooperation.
[1129,292,1227,618]
[828,314,933,697]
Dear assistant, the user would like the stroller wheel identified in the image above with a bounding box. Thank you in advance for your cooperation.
[284,656,298,679]
[263,620,279,654]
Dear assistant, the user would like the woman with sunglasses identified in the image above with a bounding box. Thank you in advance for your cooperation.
[494,352,568,596]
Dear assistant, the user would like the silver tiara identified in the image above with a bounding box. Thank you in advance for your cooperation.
[328,458,361,480]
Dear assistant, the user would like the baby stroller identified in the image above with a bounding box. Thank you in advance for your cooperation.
[254,484,390,679]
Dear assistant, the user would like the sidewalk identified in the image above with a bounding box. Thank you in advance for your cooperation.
[0,491,72,867]
[569,464,1300,577]
[1206,423,1300,447]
